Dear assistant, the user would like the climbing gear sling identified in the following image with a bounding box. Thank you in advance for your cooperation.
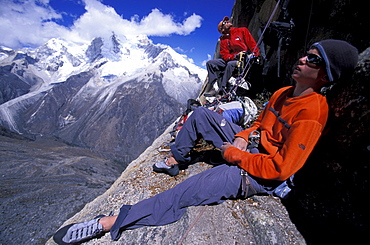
[240,129,295,199]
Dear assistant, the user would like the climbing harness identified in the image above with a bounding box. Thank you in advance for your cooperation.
[229,52,257,93]
[240,130,260,198]
[247,130,260,151]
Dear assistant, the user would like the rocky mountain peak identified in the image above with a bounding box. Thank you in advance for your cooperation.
[0,30,206,163]
[110,32,121,54]
[86,37,104,62]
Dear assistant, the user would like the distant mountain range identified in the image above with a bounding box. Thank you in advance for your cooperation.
[0,34,207,163]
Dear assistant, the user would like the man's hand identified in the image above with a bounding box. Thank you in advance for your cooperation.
[234,51,246,60]
[220,137,248,156]
[232,137,248,151]
[220,142,233,153]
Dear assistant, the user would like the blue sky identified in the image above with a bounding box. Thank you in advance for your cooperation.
[0,0,235,67]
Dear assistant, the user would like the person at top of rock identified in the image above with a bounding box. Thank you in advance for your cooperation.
[204,16,260,96]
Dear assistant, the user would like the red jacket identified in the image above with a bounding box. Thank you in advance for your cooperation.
[223,86,329,181]
[219,27,260,62]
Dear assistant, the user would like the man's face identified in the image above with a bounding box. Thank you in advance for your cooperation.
[292,48,327,85]
[222,21,232,32]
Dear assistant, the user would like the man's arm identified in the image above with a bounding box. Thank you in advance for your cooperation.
[223,120,324,181]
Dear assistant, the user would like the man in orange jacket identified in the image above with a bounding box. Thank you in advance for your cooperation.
[205,16,260,96]
[54,40,358,244]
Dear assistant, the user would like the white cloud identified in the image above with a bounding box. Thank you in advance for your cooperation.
[174,47,186,53]
[0,0,203,49]
[0,0,69,47]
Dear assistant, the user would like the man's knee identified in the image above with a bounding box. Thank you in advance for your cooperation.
[192,107,210,118]
[207,59,226,68]
[206,59,217,68]
[226,60,237,69]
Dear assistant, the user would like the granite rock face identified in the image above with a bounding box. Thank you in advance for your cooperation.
[46,125,305,245]
[232,0,370,91]
[231,2,370,242]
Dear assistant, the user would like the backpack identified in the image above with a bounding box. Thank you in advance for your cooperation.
[170,99,201,138]
[214,96,258,126]
[171,96,258,139]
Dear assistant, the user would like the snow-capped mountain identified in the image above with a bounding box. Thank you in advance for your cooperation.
[0,34,207,162]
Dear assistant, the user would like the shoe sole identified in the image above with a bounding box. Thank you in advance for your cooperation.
[153,164,179,176]
[53,223,75,245]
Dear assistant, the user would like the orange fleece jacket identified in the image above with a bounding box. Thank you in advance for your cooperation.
[223,86,329,181]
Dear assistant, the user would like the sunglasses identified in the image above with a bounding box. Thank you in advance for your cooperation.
[306,53,325,67]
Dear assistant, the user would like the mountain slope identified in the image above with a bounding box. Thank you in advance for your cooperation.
[0,34,206,162]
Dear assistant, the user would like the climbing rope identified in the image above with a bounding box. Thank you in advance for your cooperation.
[177,205,208,245]
[304,0,314,51]
[227,0,282,96]
[239,0,282,79]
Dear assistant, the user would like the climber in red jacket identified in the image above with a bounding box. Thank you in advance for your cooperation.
[205,16,260,96]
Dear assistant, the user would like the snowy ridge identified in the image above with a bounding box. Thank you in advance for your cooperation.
[0,33,207,133]
[1,33,206,93]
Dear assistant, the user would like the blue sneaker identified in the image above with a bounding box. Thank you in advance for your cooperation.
[153,158,180,176]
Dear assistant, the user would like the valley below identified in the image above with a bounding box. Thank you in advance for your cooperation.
[0,133,125,244]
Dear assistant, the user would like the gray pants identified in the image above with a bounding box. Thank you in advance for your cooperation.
[171,106,243,163]
[110,107,270,240]
[110,164,268,240]
[206,59,237,89]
